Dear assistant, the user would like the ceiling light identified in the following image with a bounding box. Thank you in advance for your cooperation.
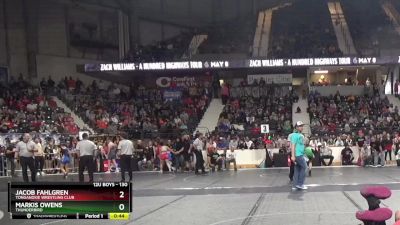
[314,70,328,74]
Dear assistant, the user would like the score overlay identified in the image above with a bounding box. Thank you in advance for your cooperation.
[8,182,132,220]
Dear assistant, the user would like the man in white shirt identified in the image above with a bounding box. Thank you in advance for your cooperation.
[76,133,96,182]
[16,133,37,182]
[225,149,237,171]
[118,133,134,182]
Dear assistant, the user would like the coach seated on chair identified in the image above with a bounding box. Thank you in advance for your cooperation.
[341,143,354,165]
[208,148,223,172]
[225,148,238,171]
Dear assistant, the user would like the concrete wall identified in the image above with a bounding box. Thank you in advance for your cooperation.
[4,0,28,78]
[35,54,104,85]
[310,85,367,96]
[138,20,187,45]
[0,0,7,67]
[1,0,118,80]
[37,0,67,56]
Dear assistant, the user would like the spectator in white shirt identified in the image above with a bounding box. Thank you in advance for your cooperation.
[225,149,237,171]
[110,115,119,124]
[245,137,254,149]
[229,137,239,150]
[335,136,344,147]
[308,137,318,149]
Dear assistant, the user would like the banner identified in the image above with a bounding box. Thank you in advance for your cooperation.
[163,90,182,101]
[83,56,400,72]
[247,74,292,84]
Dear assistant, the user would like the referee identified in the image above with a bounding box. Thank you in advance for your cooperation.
[76,133,96,182]
[15,133,37,182]
[117,134,134,182]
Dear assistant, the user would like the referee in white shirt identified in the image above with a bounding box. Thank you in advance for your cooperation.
[76,133,96,182]
[118,134,134,182]
[15,133,37,182]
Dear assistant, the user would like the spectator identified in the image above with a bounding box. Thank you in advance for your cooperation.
[244,137,254,149]
[318,143,334,166]
[335,136,344,147]
[341,144,354,165]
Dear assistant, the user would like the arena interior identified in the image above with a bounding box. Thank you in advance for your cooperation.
[2,0,400,224]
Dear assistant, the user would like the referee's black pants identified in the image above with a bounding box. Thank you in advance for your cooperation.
[194,150,205,173]
[120,155,133,182]
[20,156,36,182]
[79,155,94,182]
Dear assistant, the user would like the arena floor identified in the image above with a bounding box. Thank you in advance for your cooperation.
[1,166,400,225]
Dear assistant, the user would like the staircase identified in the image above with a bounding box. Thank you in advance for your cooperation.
[327,2,357,55]
[292,97,311,137]
[182,34,208,58]
[52,96,95,134]
[253,10,273,57]
[387,95,400,113]
[253,3,291,57]
[196,98,225,133]
[382,1,400,36]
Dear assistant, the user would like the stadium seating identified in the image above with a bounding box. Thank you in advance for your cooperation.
[340,0,400,54]
[58,79,210,138]
[218,82,295,136]
[269,0,341,58]
[0,80,79,135]
[308,90,399,135]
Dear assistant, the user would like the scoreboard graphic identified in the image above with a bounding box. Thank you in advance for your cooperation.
[8,182,132,220]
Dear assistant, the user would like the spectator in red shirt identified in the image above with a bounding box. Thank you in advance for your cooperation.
[67,77,76,91]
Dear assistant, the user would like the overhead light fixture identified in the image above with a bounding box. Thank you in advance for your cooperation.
[314,70,328,74]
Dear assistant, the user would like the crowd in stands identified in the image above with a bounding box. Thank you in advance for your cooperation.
[340,0,400,55]
[269,0,341,58]
[198,17,255,55]
[217,79,296,136]
[0,76,79,135]
[55,77,211,139]
[125,31,193,62]
[308,88,399,135]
